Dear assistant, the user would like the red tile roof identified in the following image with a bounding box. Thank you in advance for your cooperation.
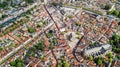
[112,21,118,26]
[29,62,36,67]
[106,28,112,36]
[37,63,43,67]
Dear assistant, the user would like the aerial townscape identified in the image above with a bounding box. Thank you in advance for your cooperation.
[0,0,120,67]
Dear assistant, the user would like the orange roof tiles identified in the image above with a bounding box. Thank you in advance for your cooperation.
[51,63,56,67]
[35,58,40,63]
[102,25,108,32]
[44,57,48,62]
[116,61,120,66]
[106,28,113,36]
[112,21,118,26]
[68,54,74,59]
[58,39,66,43]
[51,58,57,64]
[29,62,36,67]
[74,60,80,65]
[43,36,50,47]
[37,63,43,67]
[81,37,86,43]
[88,61,96,67]
[59,35,64,39]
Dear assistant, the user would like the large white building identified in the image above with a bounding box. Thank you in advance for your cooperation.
[83,44,112,58]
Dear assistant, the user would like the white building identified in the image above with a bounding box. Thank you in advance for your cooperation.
[44,0,48,4]
[83,44,112,57]
[60,7,76,15]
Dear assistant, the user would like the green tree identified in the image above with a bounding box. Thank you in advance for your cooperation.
[10,59,24,67]
[75,22,81,26]
[11,66,16,67]
[26,52,30,57]
[41,0,44,2]
[53,38,57,45]
[50,43,54,50]
[110,34,120,53]
[88,56,94,61]
[1,14,8,19]
[0,24,2,28]
[97,59,102,65]
[109,58,113,62]
[36,40,44,51]
[96,57,103,65]
[0,2,8,8]
[28,27,36,33]
[29,47,35,52]
[17,62,24,67]
[116,55,120,59]
[57,63,62,67]
[68,15,73,18]
[107,52,113,58]
[104,4,111,10]
[46,33,52,38]
[113,10,119,16]
[64,62,70,67]
[25,0,34,4]
[118,11,120,18]
[57,56,70,67]
[108,10,114,15]
[57,64,61,67]
[76,32,81,35]
[15,59,23,63]
[51,2,57,6]
[0,47,3,51]
[40,55,44,60]
[10,61,16,66]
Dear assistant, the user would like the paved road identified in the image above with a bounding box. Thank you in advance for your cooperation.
[72,36,84,62]
[43,5,60,31]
